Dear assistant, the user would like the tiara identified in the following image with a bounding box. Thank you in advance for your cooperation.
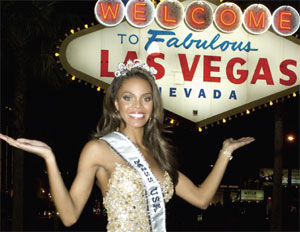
[114,59,157,79]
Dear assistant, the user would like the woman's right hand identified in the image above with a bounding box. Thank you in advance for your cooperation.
[0,133,54,160]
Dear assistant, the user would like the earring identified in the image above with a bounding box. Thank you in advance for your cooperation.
[115,109,119,113]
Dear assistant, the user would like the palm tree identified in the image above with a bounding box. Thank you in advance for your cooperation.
[1,1,86,230]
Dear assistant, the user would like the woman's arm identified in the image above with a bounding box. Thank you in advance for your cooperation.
[175,137,254,209]
[0,134,106,226]
[45,140,102,226]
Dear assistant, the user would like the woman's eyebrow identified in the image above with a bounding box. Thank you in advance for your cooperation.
[120,91,152,96]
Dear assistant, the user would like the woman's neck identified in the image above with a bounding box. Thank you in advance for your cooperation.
[121,127,144,147]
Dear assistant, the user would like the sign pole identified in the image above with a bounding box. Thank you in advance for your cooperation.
[270,103,284,231]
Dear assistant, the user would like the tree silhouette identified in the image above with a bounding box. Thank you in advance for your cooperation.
[2,1,86,230]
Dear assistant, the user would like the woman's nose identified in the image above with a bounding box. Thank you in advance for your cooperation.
[133,99,141,108]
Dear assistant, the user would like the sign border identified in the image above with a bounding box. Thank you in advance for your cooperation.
[59,0,300,128]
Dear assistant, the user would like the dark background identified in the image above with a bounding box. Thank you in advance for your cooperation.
[1,0,299,231]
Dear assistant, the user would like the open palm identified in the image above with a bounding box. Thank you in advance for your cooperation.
[0,133,53,160]
[222,137,255,154]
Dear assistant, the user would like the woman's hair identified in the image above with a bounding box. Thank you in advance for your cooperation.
[92,67,178,185]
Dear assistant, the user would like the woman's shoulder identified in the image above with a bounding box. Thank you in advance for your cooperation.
[79,138,113,165]
[84,137,112,153]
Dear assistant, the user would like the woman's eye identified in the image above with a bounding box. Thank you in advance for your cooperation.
[144,97,152,102]
[123,96,131,101]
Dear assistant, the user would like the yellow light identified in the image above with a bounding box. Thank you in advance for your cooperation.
[70,29,75,34]
[170,119,174,124]
[222,118,226,123]
[293,92,296,97]
[84,24,89,29]
[269,101,273,106]
[287,135,295,142]
[54,52,59,57]
[246,109,250,114]
[198,127,202,132]
[71,76,75,81]
[97,86,101,91]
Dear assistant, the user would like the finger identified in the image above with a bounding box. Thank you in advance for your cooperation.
[235,137,255,148]
[17,138,41,145]
[0,133,12,141]
[6,140,44,154]
[1,135,17,144]
[3,136,34,148]
[240,137,255,144]
[17,138,51,148]
[4,138,24,149]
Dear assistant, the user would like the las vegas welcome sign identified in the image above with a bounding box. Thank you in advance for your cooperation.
[59,0,300,127]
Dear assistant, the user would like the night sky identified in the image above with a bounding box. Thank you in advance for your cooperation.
[1,0,299,231]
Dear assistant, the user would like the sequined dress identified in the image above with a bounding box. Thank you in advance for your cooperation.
[103,163,174,232]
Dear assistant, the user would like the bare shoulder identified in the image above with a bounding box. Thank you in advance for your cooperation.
[78,139,112,167]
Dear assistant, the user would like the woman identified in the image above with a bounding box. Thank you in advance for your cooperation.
[0,60,254,231]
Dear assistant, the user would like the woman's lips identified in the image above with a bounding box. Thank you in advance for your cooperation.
[129,113,145,119]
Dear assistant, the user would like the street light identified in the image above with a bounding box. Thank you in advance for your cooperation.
[287,135,295,142]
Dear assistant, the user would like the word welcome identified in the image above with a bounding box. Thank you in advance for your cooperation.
[94,0,300,36]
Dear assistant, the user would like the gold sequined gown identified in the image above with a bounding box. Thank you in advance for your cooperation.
[103,163,174,232]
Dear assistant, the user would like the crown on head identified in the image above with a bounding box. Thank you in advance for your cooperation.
[114,59,157,80]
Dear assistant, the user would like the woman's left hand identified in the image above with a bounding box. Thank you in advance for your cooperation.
[222,137,255,154]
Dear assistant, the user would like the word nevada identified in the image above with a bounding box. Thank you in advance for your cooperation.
[94,0,300,36]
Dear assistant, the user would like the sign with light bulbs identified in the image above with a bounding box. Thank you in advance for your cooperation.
[59,0,300,126]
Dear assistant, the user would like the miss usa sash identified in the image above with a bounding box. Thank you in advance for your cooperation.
[100,132,166,232]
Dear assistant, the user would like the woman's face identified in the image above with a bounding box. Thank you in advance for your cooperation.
[115,77,153,130]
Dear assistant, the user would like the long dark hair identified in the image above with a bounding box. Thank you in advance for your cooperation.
[93,67,178,185]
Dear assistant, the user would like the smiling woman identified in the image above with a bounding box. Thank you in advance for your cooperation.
[0,59,254,232]
[114,77,154,129]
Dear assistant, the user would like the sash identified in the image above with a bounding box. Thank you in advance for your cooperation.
[100,132,166,232]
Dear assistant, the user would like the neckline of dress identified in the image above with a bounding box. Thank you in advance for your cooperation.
[114,131,166,184]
